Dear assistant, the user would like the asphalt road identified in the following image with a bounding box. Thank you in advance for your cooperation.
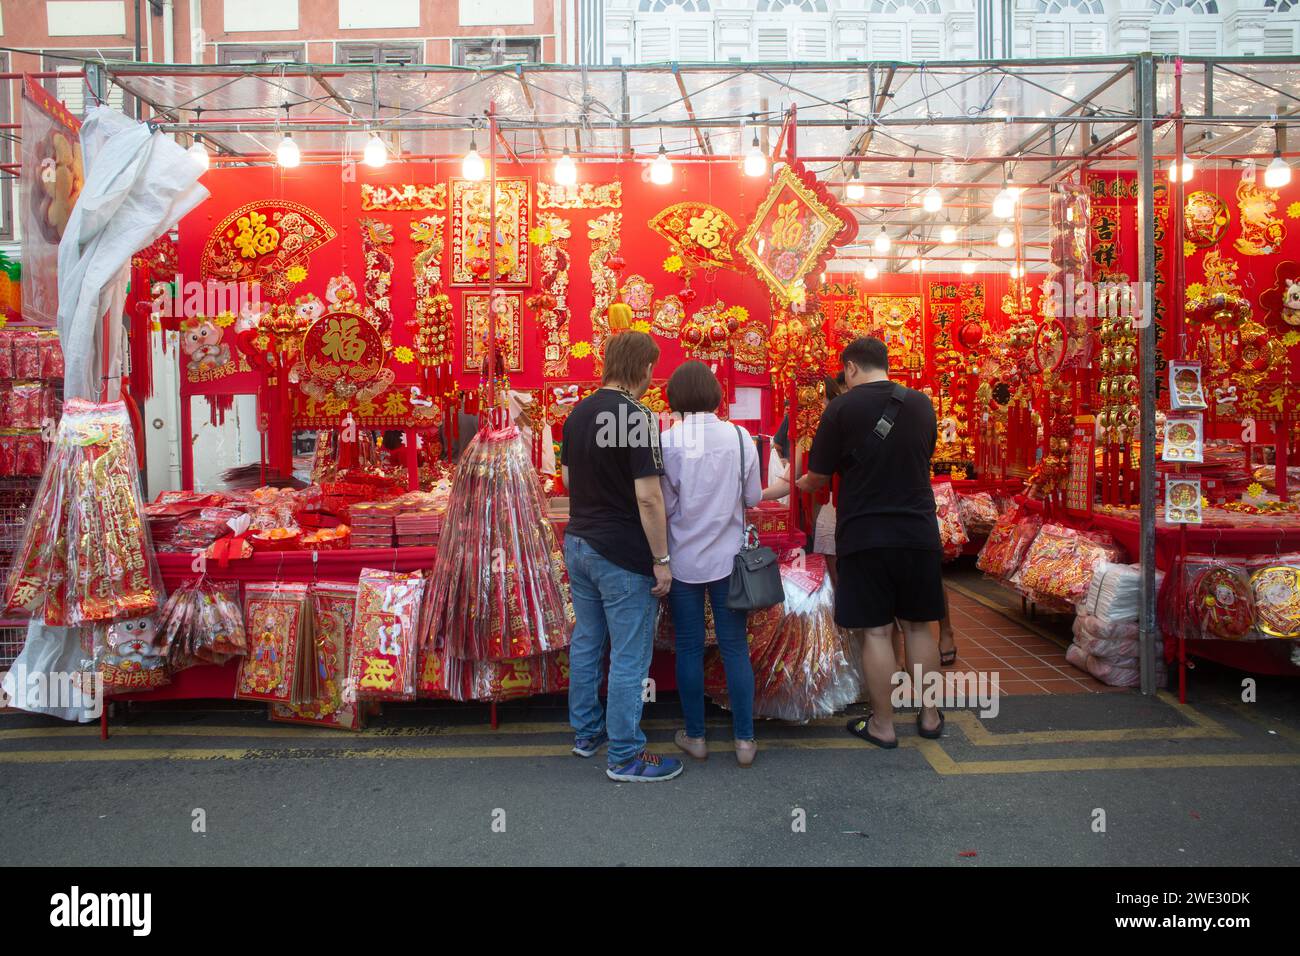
[1,667,1296,866]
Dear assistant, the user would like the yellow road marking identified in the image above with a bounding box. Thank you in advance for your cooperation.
[0,691,1247,751]
[2,732,1297,777]
[0,736,918,764]
[912,739,1300,775]
[1222,700,1300,745]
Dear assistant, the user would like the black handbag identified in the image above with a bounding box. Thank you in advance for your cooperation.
[725,426,785,611]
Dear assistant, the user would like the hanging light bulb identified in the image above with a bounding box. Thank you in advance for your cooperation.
[743,133,767,177]
[187,135,210,171]
[276,132,300,168]
[1009,263,1024,279]
[555,147,577,186]
[363,132,387,168]
[1265,150,1292,189]
[873,225,891,254]
[846,179,866,201]
[912,257,925,273]
[961,253,976,275]
[996,226,1014,248]
[1167,156,1194,182]
[651,145,673,185]
[863,260,879,281]
[462,133,486,181]
[940,223,957,244]
[922,185,943,214]
[992,185,1016,219]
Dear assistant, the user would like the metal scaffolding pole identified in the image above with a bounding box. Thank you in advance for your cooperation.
[1135,53,1159,697]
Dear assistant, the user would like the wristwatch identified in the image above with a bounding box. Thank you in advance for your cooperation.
[653,553,672,566]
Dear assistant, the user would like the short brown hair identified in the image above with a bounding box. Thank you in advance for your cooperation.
[601,331,660,387]
[666,360,723,414]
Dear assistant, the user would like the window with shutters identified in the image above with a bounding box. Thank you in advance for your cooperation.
[756,27,790,59]
[864,2,945,59]
[217,44,306,64]
[453,38,542,67]
[632,20,714,61]
[1032,0,1108,55]
[1263,27,1298,54]
[42,52,131,118]
[868,25,905,58]
[335,42,423,66]
[796,26,830,58]
[1147,0,1225,54]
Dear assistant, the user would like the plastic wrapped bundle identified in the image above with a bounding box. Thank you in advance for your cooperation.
[958,491,999,536]
[708,555,861,723]
[1247,559,1300,640]
[1183,561,1256,641]
[415,643,570,702]
[421,425,573,662]
[1066,641,1165,688]
[4,399,165,625]
[1079,561,1162,624]
[159,578,247,670]
[271,582,363,730]
[349,569,425,702]
[934,481,969,560]
[976,510,1042,580]
[1014,524,1123,610]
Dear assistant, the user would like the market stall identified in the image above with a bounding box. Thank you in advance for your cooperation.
[3,55,1300,733]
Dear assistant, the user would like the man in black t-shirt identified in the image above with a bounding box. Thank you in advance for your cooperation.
[798,336,944,750]
[560,331,683,783]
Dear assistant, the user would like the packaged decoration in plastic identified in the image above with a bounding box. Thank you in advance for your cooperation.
[87,614,170,693]
[933,481,969,560]
[976,510,1042,579]
[350,568,425,701]
[707,554,861,723]
[422,426,572,663]
[1014,524,1123,609]
[160,578,247,670]
[1247,559,1300,639]
[4,399,165,626]
[1183,560,1257,641]
[957,491,999,536]
[236,582,311,704]
[271,582,363,730]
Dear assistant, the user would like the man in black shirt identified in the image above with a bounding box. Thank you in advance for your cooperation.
[560,331,683,783]
[798,336,944,749]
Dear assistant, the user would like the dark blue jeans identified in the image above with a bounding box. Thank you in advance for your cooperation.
[669,577,755,740]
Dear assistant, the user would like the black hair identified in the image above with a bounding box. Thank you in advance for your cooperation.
[841,336,889,374]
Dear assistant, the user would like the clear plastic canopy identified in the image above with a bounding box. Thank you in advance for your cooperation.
[92,55,1300,267]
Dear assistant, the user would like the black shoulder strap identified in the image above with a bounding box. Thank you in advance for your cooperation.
[872,383,908,440]
[849,382,907,469]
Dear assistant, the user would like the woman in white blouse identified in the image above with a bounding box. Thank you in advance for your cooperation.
[660,361,762,767]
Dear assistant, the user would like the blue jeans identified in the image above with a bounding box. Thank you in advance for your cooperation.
[564,535,659,766]
[669,577,755,741]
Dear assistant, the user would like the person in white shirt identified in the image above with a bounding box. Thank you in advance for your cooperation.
[660,361,762,767]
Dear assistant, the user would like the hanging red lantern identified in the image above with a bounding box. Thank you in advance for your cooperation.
[606,253,626,273]
[679,285,697,304]
[957,320,985,350]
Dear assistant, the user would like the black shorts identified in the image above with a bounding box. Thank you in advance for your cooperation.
[834,548,947,629]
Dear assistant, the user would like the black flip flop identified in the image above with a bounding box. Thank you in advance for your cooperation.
[940,645,957,667]
[846,716,899,750]
[917,709,945,740]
